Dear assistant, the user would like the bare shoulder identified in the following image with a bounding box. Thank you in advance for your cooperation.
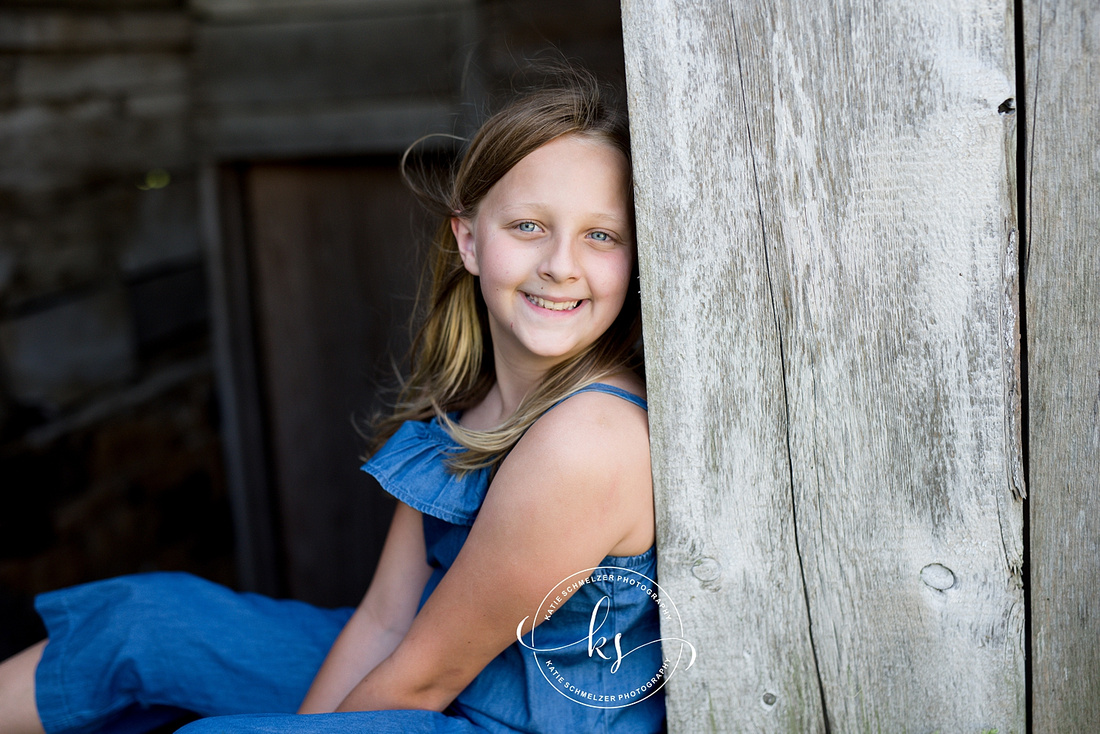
[520,375,649,468]
[596,370,648,401]
[489,375,654,557]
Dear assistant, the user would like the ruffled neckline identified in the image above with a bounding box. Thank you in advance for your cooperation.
[362,384,649,530]
[361,415,490,526]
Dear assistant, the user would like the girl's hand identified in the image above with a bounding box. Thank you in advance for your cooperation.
[336,387,653,712]
[298,501,432,714]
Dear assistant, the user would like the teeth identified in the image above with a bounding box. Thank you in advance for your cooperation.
[527,294,580,311]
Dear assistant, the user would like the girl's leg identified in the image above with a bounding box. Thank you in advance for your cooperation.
[0,640,47,734]
[32,572,352,734]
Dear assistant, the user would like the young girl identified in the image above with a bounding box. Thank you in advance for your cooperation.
[0,68,664,734]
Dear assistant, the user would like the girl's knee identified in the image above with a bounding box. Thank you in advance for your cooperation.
[85,573,216,647]
[68,572,209,619]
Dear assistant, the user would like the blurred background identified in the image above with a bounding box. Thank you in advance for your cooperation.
[0,0,627,660]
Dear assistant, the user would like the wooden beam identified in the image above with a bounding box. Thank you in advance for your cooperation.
[243,162,422,606]
[622,2,825,729]
[198,99,458,160]
[200,162,282,595]
[623,0,1023,730]
[0,10,190,53]
[191,0,471,23]
[192,9,473,158]
[1025,0,1100,729]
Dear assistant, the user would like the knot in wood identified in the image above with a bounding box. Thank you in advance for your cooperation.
[920,562,956,591]
[690,557,722,583]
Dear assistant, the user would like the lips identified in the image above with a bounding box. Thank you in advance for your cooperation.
[525,293,581,311]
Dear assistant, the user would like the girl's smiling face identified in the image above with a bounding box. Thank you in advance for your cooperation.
[452,134,634,374]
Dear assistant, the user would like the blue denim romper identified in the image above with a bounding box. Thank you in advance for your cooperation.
[32,384,666,734]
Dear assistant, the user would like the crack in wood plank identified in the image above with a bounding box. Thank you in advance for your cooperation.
[731,19,832,733]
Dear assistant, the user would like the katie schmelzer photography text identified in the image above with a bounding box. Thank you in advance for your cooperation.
[541,655,673,704]
[515,566,696,709]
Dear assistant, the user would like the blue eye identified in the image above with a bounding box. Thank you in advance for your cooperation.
[590,231,610,242]
[517,221,538,233]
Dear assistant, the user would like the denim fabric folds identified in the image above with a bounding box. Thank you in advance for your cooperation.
[34,384,666,734]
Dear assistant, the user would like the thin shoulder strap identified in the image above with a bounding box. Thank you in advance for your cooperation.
[558,382,648,411]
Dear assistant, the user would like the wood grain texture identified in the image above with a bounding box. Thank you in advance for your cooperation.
[192,7,473,158]
[192,0,470,21]
[1025,0,1100,729]
[246,163,423,605]
[199,99,457,159]
[202,163,281,594]
[0,10,190,52]
[195,15,459,106]
[623,0,1024,730]
[622,3,826,730]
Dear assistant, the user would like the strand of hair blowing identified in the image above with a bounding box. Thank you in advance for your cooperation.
[371,66,643,474]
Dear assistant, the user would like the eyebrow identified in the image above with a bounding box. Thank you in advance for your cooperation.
[499,203,629,223]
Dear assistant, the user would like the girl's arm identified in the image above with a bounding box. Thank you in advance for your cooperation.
[297,500,433,714]
[335,390,654,712]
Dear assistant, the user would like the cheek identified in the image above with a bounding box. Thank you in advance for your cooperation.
[475,248,526,298]
[598,252,635,303]
[478,255,514,284]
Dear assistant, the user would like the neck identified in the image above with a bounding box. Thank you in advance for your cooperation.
[491,366,544,420]
[464,347,554,430]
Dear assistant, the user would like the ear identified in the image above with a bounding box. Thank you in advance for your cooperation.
[452,216,480,276]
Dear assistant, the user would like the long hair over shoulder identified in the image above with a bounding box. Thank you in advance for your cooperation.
[370,64,643,473]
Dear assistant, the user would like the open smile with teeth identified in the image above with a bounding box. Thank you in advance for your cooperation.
[525,293,582,311]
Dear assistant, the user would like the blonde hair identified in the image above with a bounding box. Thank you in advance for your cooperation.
[372,66,642,473]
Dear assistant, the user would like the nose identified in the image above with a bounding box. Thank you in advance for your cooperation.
[538,234,580,282]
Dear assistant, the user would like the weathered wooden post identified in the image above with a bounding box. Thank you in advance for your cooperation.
[623,0,1024,730]
[1025,0,1100,729]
